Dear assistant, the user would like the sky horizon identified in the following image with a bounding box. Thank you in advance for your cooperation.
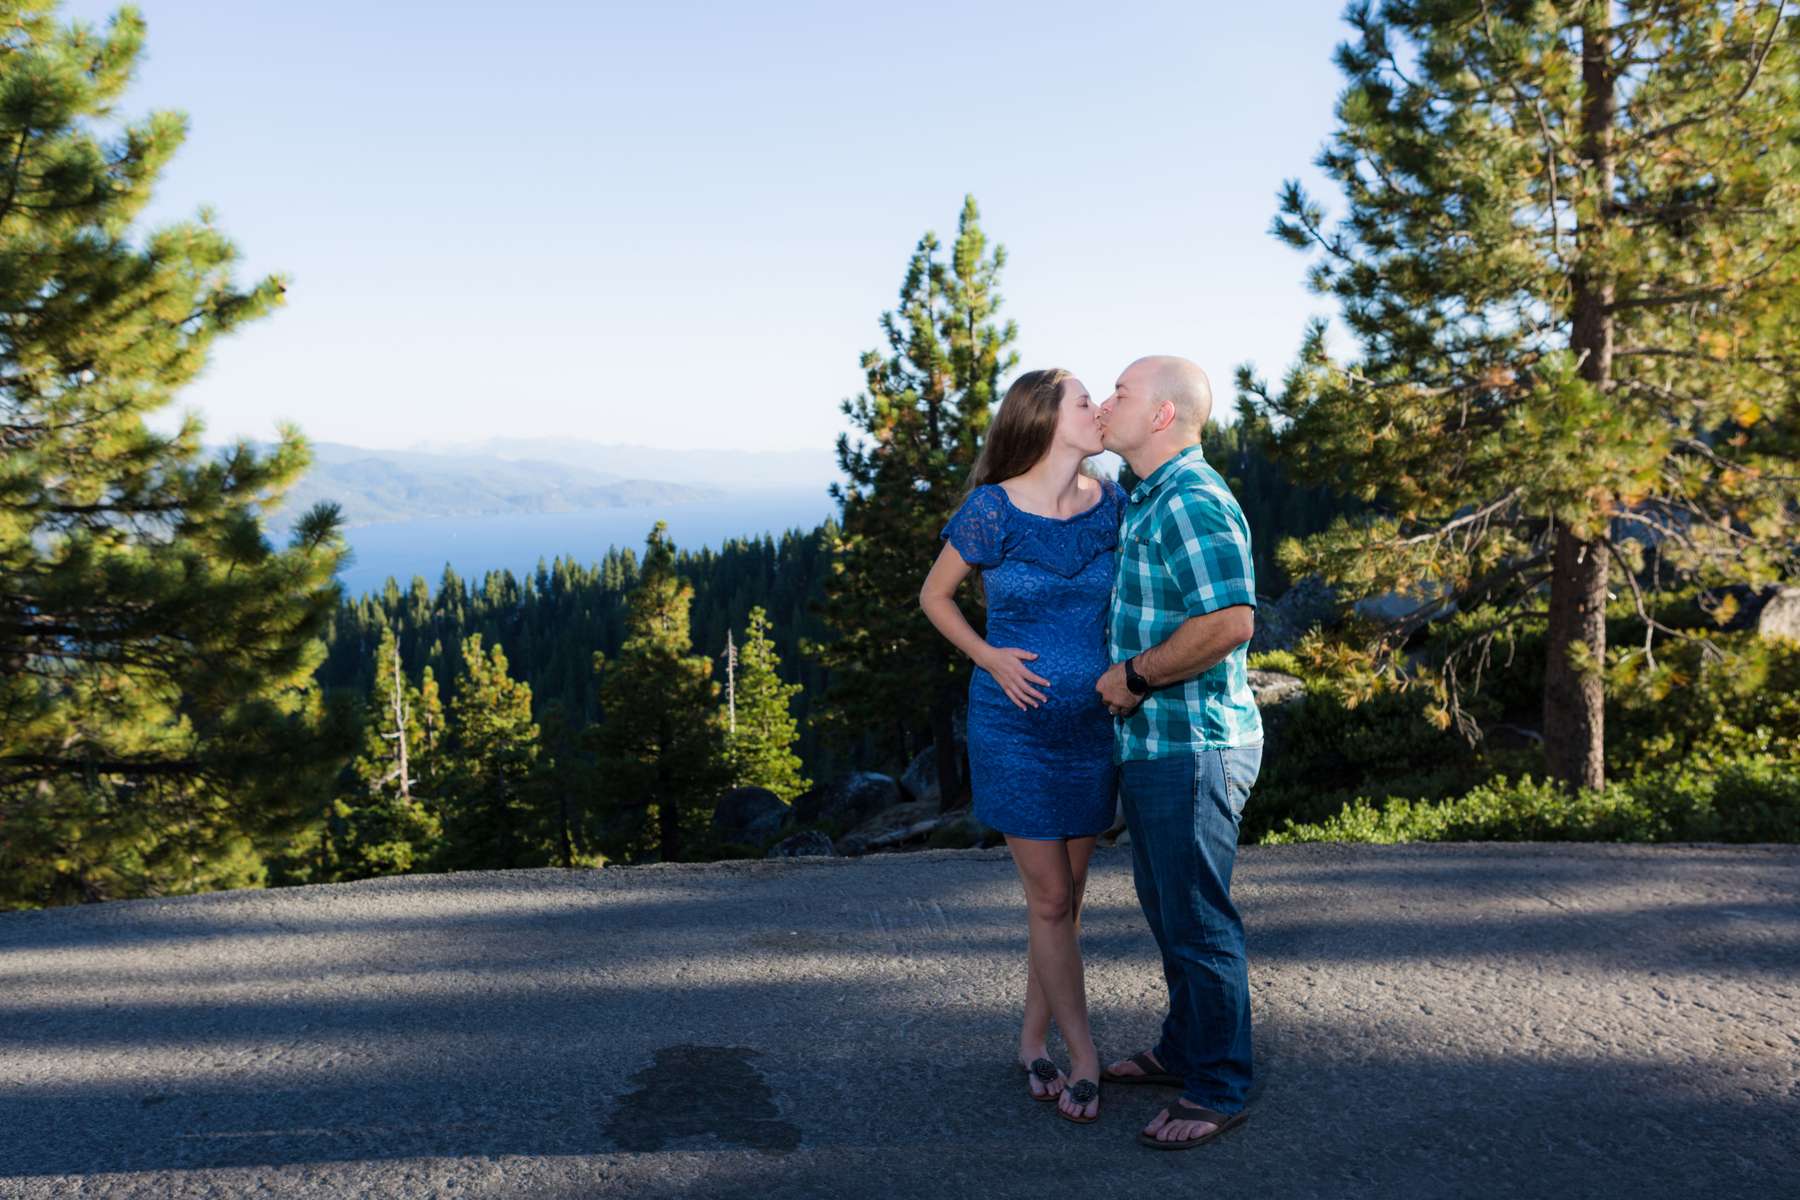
[64,0,1354,455]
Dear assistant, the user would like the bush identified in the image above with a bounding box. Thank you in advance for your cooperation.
[1241,683,1535,841]
[1263,752,1800,845]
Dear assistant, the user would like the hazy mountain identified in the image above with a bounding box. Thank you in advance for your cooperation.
[411,436,842,492]
[263,442,723,528]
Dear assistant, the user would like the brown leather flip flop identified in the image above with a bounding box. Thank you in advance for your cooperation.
[1022,1057,1061,1102]
[1100,1051,1182,1087]
[1056,1079,1100,1124]
[1137,1103,1247,1150]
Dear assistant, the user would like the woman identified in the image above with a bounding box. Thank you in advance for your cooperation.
[919,368,1126,1125]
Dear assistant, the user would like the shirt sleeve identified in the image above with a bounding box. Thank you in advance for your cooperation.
[940,485,1006,568]
[1155,485,1256,617]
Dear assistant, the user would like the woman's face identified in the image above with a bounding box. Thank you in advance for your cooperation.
[1055,378,1105,457]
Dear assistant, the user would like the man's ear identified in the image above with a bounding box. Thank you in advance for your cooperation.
[1152,399,1175,433]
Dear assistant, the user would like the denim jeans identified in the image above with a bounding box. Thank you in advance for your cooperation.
[1117,742,1262,1114]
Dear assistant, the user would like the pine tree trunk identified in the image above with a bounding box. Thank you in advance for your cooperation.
[657,715,680,862]
[930,680,961,814]
[1543,527,1608,790]
[1544,7,1616,794]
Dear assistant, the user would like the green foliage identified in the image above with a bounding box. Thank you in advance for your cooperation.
[811,196,1017,768]
[437,634,544,871]
[1240,679,1532,842]
[0,2,353,908]
[587,523,729,862]
[317,626,445,880]
[1241,1,1800,787]
[317,524,842,780]
[1265,755,1799,846]
[724,606,809,802]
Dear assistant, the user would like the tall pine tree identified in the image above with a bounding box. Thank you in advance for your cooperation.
[724,606,809,802]
[588,523,727,862]
[329,625,443,878]
[438,634,541,870]
[0,2,352,906]
[1243,1,1800,789]
[811,196,1017,809]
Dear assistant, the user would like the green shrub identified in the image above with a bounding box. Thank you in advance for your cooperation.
[1263,752,1800,845]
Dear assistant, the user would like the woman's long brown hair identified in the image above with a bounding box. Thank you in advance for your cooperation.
[964,368,1072,497]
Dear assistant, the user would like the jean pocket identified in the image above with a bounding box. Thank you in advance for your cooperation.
[1217,748,1254,821]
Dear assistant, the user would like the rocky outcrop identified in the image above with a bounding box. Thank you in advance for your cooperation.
[711,787,789,845]
[792,773,903,830]
[835,800,940,856]
[1757,586,1800,643]
[1251,576,1342,652]
[765,830,835,858]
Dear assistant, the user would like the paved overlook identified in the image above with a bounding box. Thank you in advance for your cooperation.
[2,844,1796,1199]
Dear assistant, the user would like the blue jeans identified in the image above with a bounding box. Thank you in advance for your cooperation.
[1118,742,1261,1114]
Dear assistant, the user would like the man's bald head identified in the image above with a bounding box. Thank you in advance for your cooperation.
[1124,355,1213,435]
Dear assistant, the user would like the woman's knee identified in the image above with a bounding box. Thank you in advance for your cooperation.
[1026,882,1075,924]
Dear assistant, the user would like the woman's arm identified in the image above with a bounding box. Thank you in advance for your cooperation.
[919,541,1049,710]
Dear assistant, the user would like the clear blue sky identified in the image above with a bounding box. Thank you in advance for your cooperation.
[64,0,1353,454]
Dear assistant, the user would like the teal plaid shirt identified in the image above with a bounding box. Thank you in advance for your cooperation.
[1109,443,1263,761]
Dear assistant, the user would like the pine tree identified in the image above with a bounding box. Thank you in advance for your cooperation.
[438,634,541,870]
[587,523,727,862]
[1242,1,1800,789]
[724,606,810,802]
[0,3,352,906]
[330,625,443,878]
[809,196,1017,808]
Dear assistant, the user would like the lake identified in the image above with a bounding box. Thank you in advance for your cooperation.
[334,487,836,598]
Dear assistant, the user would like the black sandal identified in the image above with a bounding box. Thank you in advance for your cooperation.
[1136,1103,1246,1150]
[1057,1078,1100,1124]
[1021,1057,1061,1102]
[1100,1050,1181,1087]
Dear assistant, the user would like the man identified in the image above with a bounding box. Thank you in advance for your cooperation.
[1093,355,1263,1151]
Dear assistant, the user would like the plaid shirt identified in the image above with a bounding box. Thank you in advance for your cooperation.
[1109,443,1263,761]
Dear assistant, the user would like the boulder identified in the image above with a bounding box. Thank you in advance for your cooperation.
[899,741,968,809]
[766,830,835,859]
[1247,669,1305,709]
[1250,576,1342,653]
[927,810,1004,850]
[795,772,903,829]
[1248,669,1308,763]
[1757,586,1800,643]
[711,786,789,845]
[835,799,940,856]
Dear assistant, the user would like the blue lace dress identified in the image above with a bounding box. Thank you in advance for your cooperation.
[940,479,1126,840]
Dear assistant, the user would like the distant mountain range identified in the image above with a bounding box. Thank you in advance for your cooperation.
[257,439,834,528]
[411,436,842,492]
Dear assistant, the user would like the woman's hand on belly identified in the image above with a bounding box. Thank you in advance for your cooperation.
[976,645,1051,710]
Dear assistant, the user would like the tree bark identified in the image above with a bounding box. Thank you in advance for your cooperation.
[1544,7,1616,793]
[657,714,680,862]
[1543,526,1608,790]
[930,678,962,814]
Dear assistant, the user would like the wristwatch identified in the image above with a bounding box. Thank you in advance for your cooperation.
[1123,655,1151,697]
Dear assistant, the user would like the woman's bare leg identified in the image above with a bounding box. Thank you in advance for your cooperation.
[1010,834,1101,1118]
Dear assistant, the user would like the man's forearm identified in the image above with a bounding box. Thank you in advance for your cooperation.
[1132,606,1254,688]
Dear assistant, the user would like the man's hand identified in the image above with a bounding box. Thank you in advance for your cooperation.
[1095,662,1142,717]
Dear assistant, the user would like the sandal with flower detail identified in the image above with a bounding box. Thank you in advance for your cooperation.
[1056,1078,1100,1124]
[1021,1057,1061,1102]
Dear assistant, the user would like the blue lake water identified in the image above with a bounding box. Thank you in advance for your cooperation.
[335,488,836,599]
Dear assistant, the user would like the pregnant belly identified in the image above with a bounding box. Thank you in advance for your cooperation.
[972,639,1110,715]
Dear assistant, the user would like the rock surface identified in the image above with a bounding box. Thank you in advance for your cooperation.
[710,786,789,845]
[765,831,834,859]
[2,844,1796,1198]
[791,772,901,829]
[1758,585,1800,642]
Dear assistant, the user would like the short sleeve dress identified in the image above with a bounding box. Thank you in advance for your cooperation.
[940,479,1126,840]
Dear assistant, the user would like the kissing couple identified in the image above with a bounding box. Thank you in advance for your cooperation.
[919,355,1264,1150]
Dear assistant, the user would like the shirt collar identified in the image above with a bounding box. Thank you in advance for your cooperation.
[1127,443,1206,505]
